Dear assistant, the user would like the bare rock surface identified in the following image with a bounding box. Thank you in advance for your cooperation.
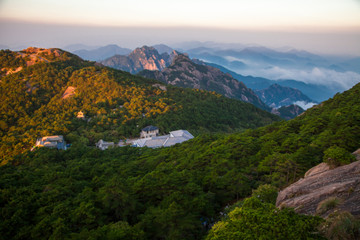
[276,159,360,217]
[100,46,176,74]
[62,86,76,99]
[304,162,331,178]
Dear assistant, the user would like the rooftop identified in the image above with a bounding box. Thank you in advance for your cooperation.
[142,125,159,132]
[133,129,194,148]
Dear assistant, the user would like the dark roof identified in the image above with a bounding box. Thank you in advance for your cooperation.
[142,125,159,131]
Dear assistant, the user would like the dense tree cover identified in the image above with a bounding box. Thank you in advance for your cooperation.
[1,49,360,239]
[1,82,360,239]
[0,50,27,75]
[0,49,279,165]
[206,197,325,240]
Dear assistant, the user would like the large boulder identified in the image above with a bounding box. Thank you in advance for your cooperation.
[276,159,360,217]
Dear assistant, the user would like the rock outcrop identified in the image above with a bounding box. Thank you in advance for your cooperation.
[100,46,176,74]
[139,54,270,111]
[276,158,360,217]
[61,86,76,99]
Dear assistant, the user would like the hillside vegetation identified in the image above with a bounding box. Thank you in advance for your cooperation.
[0,48,279,164]
[1,47,360,238]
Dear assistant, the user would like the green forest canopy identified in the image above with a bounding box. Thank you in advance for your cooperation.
[0,49,279,165]
[1,48,360,239]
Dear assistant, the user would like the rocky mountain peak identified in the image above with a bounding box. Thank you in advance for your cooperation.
[168,53,193,68]
[100,46,174,74]
[132,46,158,56]
[138,54,270,110]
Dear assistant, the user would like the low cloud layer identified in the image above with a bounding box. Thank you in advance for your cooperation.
[294,101,317,110]
[240,67,360,91]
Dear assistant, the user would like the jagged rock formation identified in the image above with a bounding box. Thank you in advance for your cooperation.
[139,54,270,110]
[271,104,305,120]
[100,46,177,74]
[276,156,360,217]
[255,84,314,108]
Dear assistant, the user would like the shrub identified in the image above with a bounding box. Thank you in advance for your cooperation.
[323,146,355,168]
[319,211,360,240]
[316,197,341,215]
[251,184,278,204]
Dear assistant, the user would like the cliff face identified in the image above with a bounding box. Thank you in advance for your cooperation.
[139,54,270,111]
[276,155,360,218]
[100,46,176,74]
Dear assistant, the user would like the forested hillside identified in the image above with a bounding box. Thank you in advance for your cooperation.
[1,47,360,238]
[0,48,279,165]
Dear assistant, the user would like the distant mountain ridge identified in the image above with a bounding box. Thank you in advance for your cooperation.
[73,44,132,61]
[185,45,360,102]
[152,44,174,54]
[255,84,315,108]
[138,54,270,110]
[203,61,333,102]
[100,46,177,74]
[271,104,305,120]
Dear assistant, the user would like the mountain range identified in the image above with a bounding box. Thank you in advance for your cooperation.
[2,46,360,239]
[99,45,316,117]
[204,61,331,103]
[65,43,358,107]
[138,53,270,110]
[184,45,360,102]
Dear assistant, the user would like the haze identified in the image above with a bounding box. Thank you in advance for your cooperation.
[0,0,360,55]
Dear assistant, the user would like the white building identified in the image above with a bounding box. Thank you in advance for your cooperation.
[133,130,194,148]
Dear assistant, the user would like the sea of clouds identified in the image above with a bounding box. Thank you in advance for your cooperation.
[241,67,360,92]
[293,101,317,110]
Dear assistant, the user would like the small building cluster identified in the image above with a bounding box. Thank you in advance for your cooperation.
[33,135,67,150]
[32,127,193,152]
[96,126,194,150]
[96,139,115,150]
[133,129,194,148]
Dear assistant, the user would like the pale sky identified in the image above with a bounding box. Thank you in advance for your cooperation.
[0,0,360,54]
